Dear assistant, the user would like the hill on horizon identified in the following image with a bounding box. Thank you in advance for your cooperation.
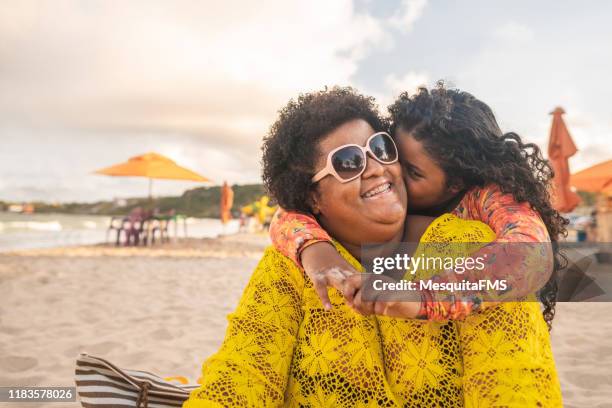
[3,184,269,219]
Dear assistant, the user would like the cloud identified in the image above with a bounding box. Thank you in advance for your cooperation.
[388,0,428,32]
[452,20,612,171]
[0,0,433,201]
[0,1,391,133]
[573,144,612,172]
[494,22,535,43]
[381,71,430,105]
[0,126,263,202]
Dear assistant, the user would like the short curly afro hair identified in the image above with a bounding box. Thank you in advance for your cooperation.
[262,86,386,213]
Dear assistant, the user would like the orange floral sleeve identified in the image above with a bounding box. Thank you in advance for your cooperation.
[268,208,332,267]
[423,184,554,321]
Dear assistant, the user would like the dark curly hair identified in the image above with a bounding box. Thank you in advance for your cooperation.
[262,86,386,212]
[388,82,568,330]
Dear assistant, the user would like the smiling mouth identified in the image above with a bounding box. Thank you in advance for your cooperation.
[362,182,392,198]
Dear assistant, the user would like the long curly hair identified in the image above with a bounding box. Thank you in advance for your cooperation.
[388,82,567,330]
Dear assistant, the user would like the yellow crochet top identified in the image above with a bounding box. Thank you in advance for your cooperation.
[184,214,562,407]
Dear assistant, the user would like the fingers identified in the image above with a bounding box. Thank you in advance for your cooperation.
[351,290,378,316]
[374,299,421,318]
[326,267,352,293]
[351,288,367,316]
[342,274,362,306]
[374,299,390,316]
[359,275,379,315]
[372,299,406,318]
[312,275,332,310]
[308,267,414,317]
[358,295,376,316]
[310,267,356,310]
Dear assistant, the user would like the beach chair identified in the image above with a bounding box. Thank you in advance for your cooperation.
[147,209,176,245]
[106,216,126,246]
[106,208,153,246]
[122,208,153,246]
[74,353,199,407]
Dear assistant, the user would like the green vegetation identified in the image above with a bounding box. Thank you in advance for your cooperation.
[26,184,268,218]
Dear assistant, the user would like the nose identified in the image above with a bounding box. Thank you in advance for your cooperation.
[361,152,385,179]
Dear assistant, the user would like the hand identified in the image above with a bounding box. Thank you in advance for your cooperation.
[373,298,421,319]
[342,274,375,316]
[308,265,356,310]
[300,242,359,310]
[348,274,421,318]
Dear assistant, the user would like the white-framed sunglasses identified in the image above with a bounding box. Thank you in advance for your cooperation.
[311,132,399,183]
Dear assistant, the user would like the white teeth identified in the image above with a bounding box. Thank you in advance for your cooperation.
[363,183,391,198]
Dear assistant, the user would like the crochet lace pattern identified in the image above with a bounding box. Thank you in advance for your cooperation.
[184,215,561,407]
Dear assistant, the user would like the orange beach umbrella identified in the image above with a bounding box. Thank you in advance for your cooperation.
[571,160,612,195]
[547,107,580,212]
[94,152,211,198]
[220,181,234,224]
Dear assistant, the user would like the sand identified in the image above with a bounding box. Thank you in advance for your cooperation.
[0,233,610,407]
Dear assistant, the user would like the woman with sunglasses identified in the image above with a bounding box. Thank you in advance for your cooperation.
[184,87,498,407]
[268,84,563,406]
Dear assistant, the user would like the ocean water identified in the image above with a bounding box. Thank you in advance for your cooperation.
[0,212,239,252]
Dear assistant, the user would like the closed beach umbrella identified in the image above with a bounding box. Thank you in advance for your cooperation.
[571,159,612,195]
[220,181,234,224]
[94,152,211,198]
[547,107,580,212]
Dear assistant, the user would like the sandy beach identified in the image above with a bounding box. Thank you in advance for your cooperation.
[0,233,610,407]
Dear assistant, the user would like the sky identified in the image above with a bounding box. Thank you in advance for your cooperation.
[1,0,611,202]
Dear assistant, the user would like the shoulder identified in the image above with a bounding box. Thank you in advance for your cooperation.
[462,184,504,204]
[404,215,437,243]
[421,213,496,243]
[261,245,299,264]
[254,246,306,285]
[459,184,534,218]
